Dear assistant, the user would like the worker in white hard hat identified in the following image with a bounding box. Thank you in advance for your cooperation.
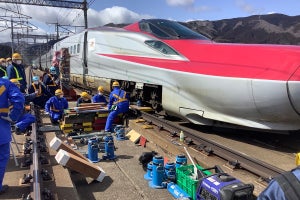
[6,53,27,93]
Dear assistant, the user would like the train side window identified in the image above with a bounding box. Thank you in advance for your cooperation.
[145,40,179,55]
[77,44,80,53]
[70,46,73,55]
[74,45,76,54]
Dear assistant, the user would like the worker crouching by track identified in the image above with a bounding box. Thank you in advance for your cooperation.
[10,79,36,135]
[104,81,129,132]
[45,89,68,125]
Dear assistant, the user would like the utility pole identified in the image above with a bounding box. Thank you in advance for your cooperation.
[83,0,88,29]
[10,17,13,54]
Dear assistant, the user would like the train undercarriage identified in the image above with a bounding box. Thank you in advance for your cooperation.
[70,73,163,112]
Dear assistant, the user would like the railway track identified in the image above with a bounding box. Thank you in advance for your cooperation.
[140,111,286,182]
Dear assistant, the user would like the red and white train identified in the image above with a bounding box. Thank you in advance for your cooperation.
[36,19,300,132]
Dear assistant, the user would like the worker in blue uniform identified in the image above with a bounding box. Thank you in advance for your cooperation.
[28,76,51,108]
[92,86,108,105]
[0,77,24,194]
[257,167,300,200]
[104,81,129,132]
[0,58,7,78]
[76,91,91,107]
[43,66,59,96]
[45,89,68,124]
[10,79,36,134]
[6,53,27,93]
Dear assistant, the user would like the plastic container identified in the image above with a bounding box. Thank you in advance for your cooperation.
[179,131,184,142]
[176,164,212,200]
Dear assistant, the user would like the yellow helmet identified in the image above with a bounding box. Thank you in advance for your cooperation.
[12,53,22,60]
[10,78,20,85]
[112,81,120,87]
[98,86,104,93]
[80,91,90,98]
[0,58,5,62]
[6,57,11,62]
[55,89,63,96]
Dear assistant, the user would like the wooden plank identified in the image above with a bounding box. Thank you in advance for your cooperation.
[50,136,88,161]
[55,149,106,182]
[126,129,141,143]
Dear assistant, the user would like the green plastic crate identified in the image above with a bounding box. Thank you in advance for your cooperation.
[176,164,212,200]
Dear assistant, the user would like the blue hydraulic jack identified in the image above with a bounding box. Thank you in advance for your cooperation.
[102,135,117,160]
[114,125,126,141]
[87,138,100,163]
[149,155,166,189]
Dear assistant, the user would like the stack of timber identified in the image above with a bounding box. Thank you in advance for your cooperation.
[60,103,121,134]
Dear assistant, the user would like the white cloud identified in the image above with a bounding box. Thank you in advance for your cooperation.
[166,0,194,7]
[235,0,264,15]
[88,6,153,27]
[0,4,153,43]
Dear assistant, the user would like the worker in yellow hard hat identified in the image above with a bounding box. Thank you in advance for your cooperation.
[45,89,68,125]
[7,53,27,93]
[104,81,129,132]
[76,91,91,107]
[0,58,7,77]
[92,86,108,105]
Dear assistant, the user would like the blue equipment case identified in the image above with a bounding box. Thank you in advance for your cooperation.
[196,173,254,200]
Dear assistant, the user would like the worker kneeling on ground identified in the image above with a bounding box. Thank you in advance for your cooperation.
[77,91,91,107]
[104,81,129,132]
[10,79,36,135]
[92,86,108,105]
[45,89,68,125]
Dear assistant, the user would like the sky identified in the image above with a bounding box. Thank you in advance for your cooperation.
[0,0,299,43]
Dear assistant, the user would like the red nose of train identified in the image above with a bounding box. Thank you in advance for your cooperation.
[287,66,300,115]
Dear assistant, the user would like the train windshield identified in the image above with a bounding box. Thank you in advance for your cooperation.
[139,19,209,40]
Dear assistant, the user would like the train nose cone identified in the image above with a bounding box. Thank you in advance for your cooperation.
[287,66,300,115]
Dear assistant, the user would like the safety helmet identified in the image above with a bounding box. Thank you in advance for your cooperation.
[80,91,90,98]
[32,76,39,82]
[98,86,104,93]
[50,66,56,74]
[6,57,11,62]
[112,81,120,87]
[0,58,5,62]
[12,53,22,60]
[55,89,63,96]
[10,78,20,85]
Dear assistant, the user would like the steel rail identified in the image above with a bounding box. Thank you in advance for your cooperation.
[140,111,285,181]
[30,105,41,200]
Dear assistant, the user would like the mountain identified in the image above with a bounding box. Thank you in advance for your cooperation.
[184,13,300,44]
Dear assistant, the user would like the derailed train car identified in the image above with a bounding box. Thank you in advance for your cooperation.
[36,19,300,132]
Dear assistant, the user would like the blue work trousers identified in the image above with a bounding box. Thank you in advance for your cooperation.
[105,106,128,132]
[15,113,36,132]
[0,143,10,190]
[50,112,62,123]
